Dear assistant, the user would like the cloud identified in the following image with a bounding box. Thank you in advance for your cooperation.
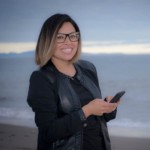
[0,41,150,54]
[82,41,150,54]
[0,42,36,53]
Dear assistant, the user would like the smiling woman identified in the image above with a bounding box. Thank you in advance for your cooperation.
[27,13,119,150]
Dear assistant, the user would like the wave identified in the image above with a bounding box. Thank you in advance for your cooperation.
[0,107,150,137]
[0,107,150,129]
[0,107,34,119]
[109,118,150,129]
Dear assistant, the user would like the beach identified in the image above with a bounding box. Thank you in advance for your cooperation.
[0,55,150,149]
[0,123,37,150]
[0,123,150,150]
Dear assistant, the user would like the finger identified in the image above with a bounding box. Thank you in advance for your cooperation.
[111,104,117,111]
[106,96,113,102]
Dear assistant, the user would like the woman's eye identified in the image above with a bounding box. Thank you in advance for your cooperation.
[70,35,76,39]
[57,35,64,40]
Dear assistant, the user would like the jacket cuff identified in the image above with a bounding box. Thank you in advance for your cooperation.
[78,109,87,123]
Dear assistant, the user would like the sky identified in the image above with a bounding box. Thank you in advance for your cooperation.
[0,0,150,54]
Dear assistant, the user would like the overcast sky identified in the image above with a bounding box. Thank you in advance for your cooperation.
[0,0,150,53]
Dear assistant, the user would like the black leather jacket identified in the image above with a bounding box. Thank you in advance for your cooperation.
[27,60,116,150]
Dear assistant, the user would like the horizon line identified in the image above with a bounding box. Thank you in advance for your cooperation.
[0,41,150,54]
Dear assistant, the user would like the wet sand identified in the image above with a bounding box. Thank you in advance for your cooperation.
[0,123,150,150]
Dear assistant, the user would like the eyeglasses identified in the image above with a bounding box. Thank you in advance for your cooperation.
[56,32,80,43]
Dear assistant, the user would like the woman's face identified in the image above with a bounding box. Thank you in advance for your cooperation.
[52,22,79,63]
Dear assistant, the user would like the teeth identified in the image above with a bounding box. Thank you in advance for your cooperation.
[62,48,72,53]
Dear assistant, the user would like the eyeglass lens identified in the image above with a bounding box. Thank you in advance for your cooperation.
[56,32,79,43]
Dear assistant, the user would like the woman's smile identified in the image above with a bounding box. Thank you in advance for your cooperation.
[61,48,73,54]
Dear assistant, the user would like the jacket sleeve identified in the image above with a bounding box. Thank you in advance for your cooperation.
[27,71,86,142]
[103,109,117,122]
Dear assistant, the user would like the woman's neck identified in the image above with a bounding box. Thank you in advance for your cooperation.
[51,58,76,77]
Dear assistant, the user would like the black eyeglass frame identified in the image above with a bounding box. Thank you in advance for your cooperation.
[56,32,80,43]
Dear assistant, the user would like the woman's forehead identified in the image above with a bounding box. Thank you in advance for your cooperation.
[58,22,76,33]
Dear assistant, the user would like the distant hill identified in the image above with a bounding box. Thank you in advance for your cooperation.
[0,50,149,60]
[0,51,34,58]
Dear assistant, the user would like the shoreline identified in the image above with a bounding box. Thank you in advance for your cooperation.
[0,123,150,150]
[110,135,150,150]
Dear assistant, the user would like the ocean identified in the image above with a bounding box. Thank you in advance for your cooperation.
[0,53,150,138]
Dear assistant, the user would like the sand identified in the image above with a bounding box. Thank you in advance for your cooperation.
[0,123,37,150]
[0,123,150,150]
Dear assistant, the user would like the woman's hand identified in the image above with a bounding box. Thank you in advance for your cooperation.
[82,98,118,118]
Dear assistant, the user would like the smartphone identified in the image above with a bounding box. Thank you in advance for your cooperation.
[109,91,125,103]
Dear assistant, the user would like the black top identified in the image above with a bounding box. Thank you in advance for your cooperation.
[69,73,106,150]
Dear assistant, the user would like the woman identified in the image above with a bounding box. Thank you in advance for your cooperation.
[27,13,118,150]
